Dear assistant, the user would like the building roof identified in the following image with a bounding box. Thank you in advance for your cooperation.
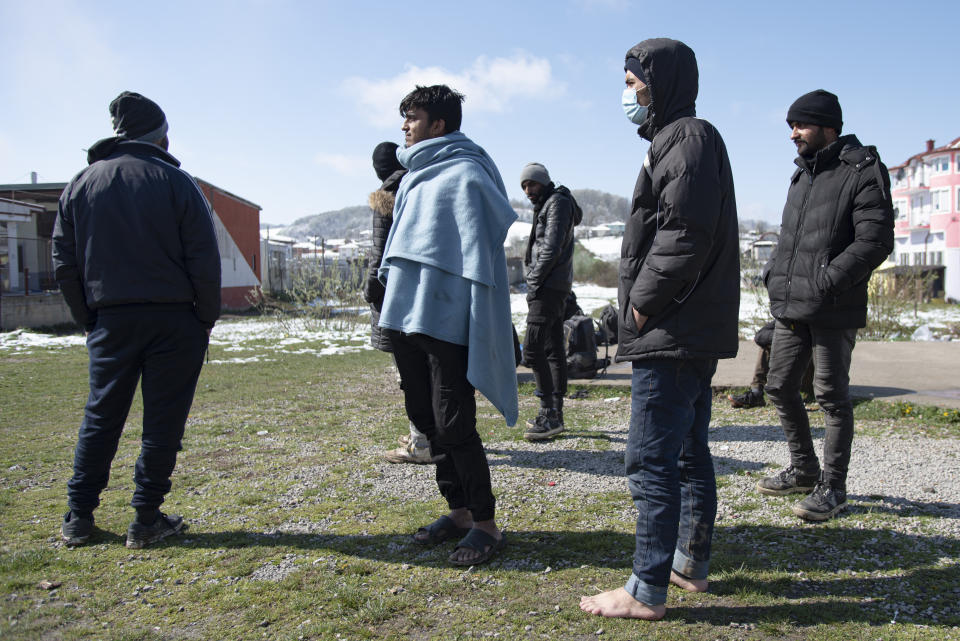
[0,183,70,206]
[888,136,960,171]
[195,177,262,211]
[0,196,46,214]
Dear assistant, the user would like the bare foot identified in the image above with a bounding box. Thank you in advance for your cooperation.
[579,588,666,620]
[670,571,708,592]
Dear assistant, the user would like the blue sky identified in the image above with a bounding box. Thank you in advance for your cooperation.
[2,0,957,226]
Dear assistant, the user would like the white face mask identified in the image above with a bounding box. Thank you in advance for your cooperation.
[622,87,649,125]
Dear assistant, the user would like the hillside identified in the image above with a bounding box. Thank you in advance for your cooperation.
[266,188,630,241]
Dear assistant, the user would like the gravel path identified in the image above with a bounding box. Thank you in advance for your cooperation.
[356,416,960,538]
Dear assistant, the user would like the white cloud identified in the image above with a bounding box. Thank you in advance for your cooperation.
[343,52,557,127]
[314,152,369,177]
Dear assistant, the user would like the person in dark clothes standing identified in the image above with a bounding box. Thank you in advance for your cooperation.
[519,162,582,441]
[756,90,894,521]
[727,320,814,408]
[53,92,221,549]
[580,38,740,621]
[364,141,440,465]
[379,85,517,566]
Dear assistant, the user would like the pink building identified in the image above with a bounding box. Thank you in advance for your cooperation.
[889,137,960,302]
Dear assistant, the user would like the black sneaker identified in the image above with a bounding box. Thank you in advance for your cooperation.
[728,389,765,408]
[525,410,543,429]
[125,512,186,549]
[523,409,564,441]
[792,481,847,521]
[61,511,94,547]
[756,465,819,496]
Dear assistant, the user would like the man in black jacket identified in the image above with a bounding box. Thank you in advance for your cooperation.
[53,92,221,548]
[364,142,441,465]
[580,38,739,621]
[519,162,582,441]
[757,90,894,521]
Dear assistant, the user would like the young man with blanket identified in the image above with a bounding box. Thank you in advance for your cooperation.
[378,85,517,566]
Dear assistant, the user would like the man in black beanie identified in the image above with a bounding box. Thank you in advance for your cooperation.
[518,162,582,441]
[757,89,894,521]
[53,91,221,548]
[365,142,443,465]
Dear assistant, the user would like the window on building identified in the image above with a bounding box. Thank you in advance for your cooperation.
[899,253,909,266]
[932,189,950,212]
[930,156,949,174]
[931,251,943,265]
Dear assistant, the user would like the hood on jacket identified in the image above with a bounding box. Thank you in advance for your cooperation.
[624,38,698,141]
[86,137,180,166]
[368,189,396,217]
[554,185,584,226]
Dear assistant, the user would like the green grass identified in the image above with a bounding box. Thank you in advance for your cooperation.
[2,329,959,640]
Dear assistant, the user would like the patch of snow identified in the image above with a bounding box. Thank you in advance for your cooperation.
[0,328,86,353]
[578,236,622,262]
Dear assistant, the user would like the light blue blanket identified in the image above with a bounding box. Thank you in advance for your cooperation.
[378,132,519,426]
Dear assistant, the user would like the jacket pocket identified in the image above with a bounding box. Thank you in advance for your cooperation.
[815,250,831,296]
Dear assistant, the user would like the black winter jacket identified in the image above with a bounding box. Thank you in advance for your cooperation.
[763,135,894,329]
[363,169,405,352]
[616,38,740,362]
[52,139,221,328]
[524,184,582,295]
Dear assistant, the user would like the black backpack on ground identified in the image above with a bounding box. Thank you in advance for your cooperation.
[597,304,619,346]
[563,291,584,320]
[564,315,610,379]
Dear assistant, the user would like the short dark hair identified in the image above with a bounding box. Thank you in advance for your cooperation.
[399,85,465,133]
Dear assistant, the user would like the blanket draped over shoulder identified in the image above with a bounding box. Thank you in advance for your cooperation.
[379,132,519,426]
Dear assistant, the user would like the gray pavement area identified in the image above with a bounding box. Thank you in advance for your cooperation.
[519,340,960,409]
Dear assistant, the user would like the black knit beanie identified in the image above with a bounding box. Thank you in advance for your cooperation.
[109,91,167,140]
[372,142,403,181]
[786,89,843,133]
[624,57,647,85]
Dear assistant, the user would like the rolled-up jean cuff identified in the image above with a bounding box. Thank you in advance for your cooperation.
[672,547,709,581]
[624,573,668,607]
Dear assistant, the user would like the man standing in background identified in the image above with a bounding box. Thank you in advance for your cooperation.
[519,162,582,441]
[757,90,894,521]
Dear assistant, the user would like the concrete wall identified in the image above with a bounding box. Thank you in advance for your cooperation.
[0,293,75,330]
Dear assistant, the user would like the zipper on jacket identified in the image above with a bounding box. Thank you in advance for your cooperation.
[784,169,813,306]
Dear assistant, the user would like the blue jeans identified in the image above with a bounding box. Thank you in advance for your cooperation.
[624,358,717,606]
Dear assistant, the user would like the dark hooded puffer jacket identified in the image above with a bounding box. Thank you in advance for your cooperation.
[616,38,740,362]
[763,136,894,328]
[364,168,405,352]
[524,184,583,294]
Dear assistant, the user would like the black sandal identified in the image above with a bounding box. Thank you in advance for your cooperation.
[449,528,506,566]
[413,515,470,546]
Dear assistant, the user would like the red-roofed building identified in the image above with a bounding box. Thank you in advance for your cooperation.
[0,178,261,328]
[889,137,960,302]
[194,179,262,309]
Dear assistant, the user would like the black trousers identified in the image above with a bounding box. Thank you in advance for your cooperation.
[765,319,857,489]
[386,330,495,522]
[523,287,568,409]
[67,305,208,514]
[751,346,814,399]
